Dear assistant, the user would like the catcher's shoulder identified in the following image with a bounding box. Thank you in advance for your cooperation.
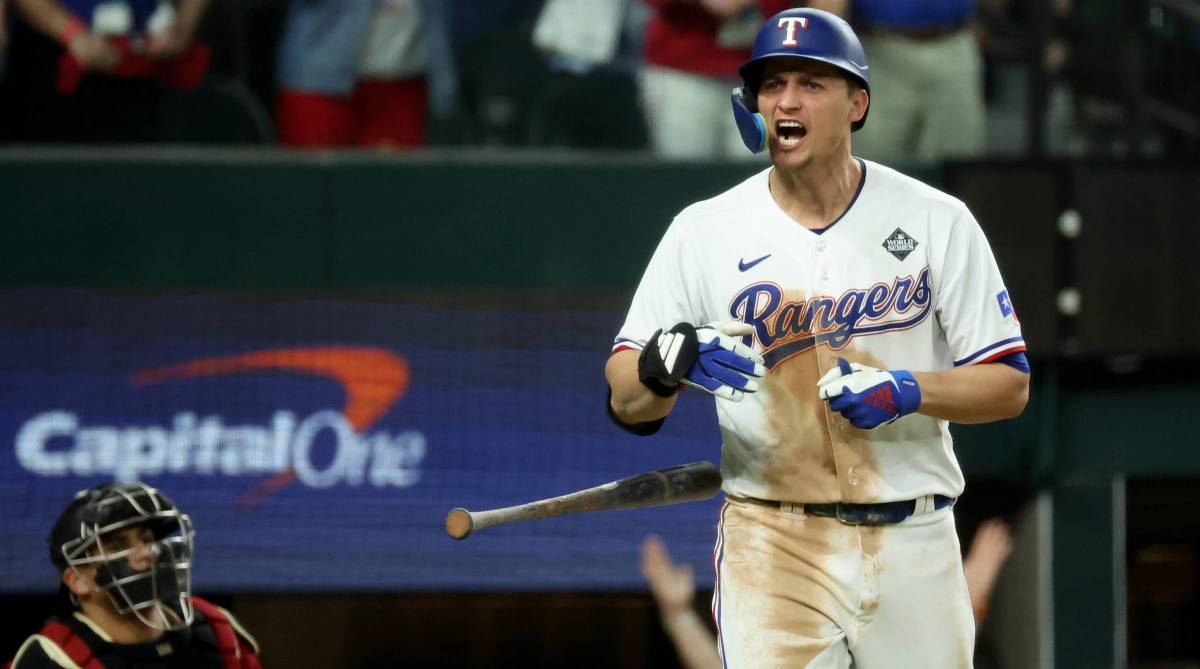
[7,632,79,669]
[192,596,261,654]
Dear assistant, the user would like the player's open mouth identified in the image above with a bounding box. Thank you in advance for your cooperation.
[776,120,807,147]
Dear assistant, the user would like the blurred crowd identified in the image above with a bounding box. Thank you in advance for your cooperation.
[0,0,1195,159]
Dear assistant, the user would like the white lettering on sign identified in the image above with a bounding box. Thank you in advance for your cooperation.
[15,410,426,488]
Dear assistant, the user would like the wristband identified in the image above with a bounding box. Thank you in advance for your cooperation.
[59,16,86,47]
[641,376,679,398]
[890,369,922,416]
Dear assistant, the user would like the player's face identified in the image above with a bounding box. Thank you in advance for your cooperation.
[66,526,155,608]
[98,524,157,572]
[755,59,867,168]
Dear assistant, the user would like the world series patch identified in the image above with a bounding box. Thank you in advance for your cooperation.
[882,228,918,261]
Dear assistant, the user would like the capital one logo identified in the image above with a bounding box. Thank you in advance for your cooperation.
[778,16,810,46]
[15,347,426,503]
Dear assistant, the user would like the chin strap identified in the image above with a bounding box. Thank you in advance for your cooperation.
[730,88,767,154]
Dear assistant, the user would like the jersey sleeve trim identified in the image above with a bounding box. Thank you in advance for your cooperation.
[612,338,644,353]
[994,351,1031,373]
[953,337,1027,367]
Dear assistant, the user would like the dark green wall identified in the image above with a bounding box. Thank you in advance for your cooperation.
[3,150,1196,668]
[0,152,774,290]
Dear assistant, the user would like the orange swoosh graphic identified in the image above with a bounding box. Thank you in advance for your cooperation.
[132,346,411,509]
[132,346,410,431]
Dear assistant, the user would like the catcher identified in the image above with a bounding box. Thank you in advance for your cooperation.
[5,482,261,669]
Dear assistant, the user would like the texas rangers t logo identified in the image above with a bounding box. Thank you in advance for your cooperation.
[778,17,809,46]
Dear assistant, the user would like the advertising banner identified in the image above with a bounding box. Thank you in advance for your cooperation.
[0,290,723,592]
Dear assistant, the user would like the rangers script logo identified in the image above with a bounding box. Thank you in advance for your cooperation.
[729,267,933,368]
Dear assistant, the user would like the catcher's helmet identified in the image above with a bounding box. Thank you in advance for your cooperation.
[731,8,871,153]
[50,482,195,631]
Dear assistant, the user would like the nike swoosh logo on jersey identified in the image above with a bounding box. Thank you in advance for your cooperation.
[738,254,772,272]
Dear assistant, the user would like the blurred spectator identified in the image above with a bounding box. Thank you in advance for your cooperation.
[1059,0,1199,156]
[964,517,1015,669]
[974,0,1084,156]
[533,0,627,73]
[814,0,985,164]
[525,0,650,149]
[963,517,1014,629]
[640,0,794,160]
[275,0,431,149]
[641,517,1015,668]
[6,0,211,142]
[640,535,722,669]
[445,0,553,146]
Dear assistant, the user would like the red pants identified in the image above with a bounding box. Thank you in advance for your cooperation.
[277,78,427,149]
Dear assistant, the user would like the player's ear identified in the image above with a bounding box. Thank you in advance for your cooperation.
[848,88,868,126]
[63,567,95,598]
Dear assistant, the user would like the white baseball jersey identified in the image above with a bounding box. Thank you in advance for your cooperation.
[614,159,1025,505]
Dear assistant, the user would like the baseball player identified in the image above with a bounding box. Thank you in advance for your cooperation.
[606,8,1029,668]
[6,482,261,669]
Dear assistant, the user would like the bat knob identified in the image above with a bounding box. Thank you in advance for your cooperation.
[445,507,474,540]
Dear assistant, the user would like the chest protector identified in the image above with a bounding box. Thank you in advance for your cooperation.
[4,598,260,669]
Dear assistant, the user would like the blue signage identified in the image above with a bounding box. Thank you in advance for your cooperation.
[0,289,724,593]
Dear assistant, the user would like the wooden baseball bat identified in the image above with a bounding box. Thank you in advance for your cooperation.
[445,461,722,540]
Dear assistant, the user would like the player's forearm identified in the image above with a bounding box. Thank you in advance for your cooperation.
[173,0,208,42]
[912,363,1029,424]
[606,349,679,424]
[13,0,77,42]
[660,607,723,669]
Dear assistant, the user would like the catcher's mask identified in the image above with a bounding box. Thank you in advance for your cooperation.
[50,482,195,631]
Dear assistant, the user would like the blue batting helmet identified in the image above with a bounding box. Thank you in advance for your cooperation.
[731,8,871,153]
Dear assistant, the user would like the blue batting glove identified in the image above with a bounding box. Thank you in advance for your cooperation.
[682,321,766,402]
[816,357,921,429]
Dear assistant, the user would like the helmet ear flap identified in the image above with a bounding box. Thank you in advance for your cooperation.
[738,81,757,113]
[731,85,767,154]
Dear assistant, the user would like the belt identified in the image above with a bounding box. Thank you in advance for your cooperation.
[729,494,955,526]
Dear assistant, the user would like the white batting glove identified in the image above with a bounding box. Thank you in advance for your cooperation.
[638,321,765,402]
[816,357,922,429]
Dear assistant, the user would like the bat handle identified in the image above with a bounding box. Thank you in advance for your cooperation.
[446,506,518,539]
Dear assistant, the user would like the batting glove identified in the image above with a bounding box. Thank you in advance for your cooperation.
[638,321,766,402]
[817,357,921,429]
